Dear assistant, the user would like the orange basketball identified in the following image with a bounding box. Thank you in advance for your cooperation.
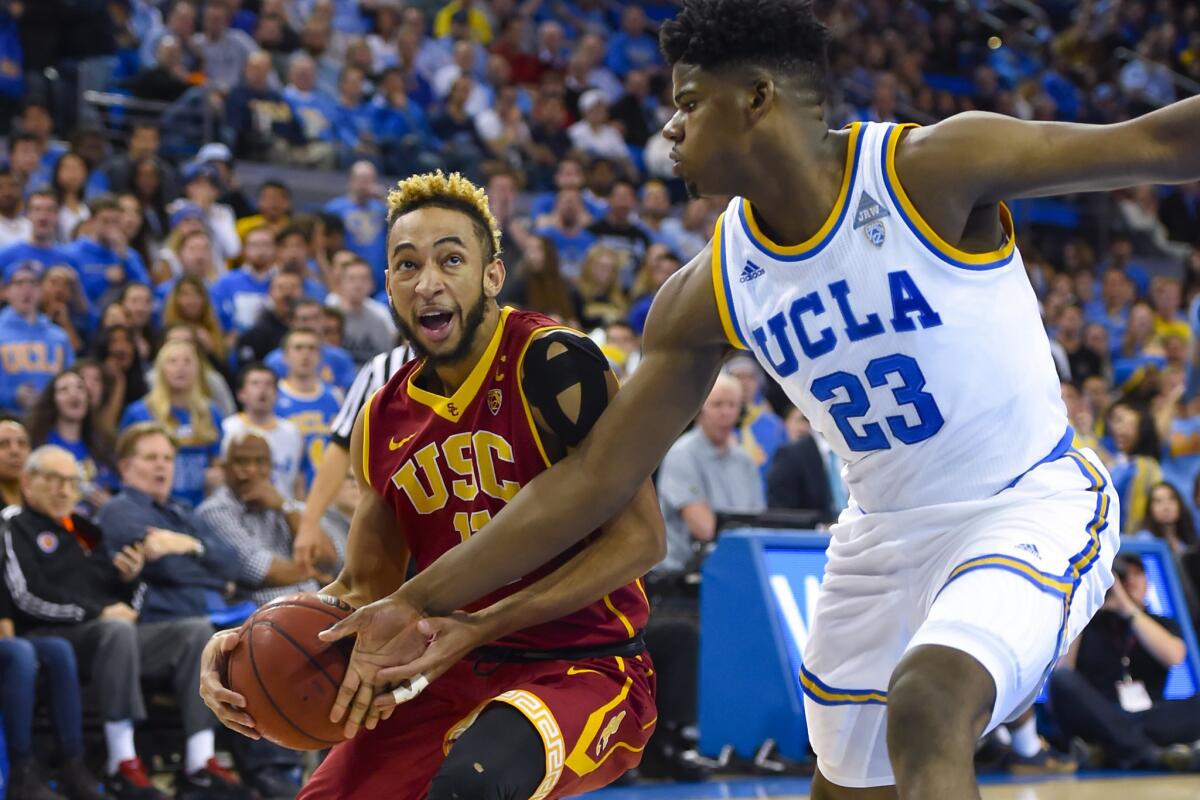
[226,593,355,750]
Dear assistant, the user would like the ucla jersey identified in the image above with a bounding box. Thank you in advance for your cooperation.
[275,380,343,489]
[713,121,1068,513]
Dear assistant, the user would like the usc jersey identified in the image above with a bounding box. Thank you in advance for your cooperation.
[363,307,649,650]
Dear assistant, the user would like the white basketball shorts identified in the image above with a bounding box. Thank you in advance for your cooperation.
[800,446,1119,788]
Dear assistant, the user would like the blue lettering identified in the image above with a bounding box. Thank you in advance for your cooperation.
[751,313,799,377]
[828,279,885,341]
[789,291,836,359]
[888,271,943,332]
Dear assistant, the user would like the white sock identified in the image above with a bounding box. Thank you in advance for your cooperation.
[1010,714,1041,758]
[104,720,137,775]
[185,730,215,775]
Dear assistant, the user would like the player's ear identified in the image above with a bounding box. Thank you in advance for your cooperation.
[482,257,505,300]
[747,75,776,124]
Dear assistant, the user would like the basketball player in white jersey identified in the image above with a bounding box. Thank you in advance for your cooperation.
[324,1,1200,797]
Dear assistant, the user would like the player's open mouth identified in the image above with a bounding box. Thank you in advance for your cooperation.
[418,310,455,343]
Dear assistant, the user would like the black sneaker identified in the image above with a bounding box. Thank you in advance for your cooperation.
[57,757,107,800]
[244,767,301,800]
[8,759,70,800]
[107,758,168,800]
[176,759,254,800]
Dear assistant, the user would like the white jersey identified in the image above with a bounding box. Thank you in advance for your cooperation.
[713,121,1068,513]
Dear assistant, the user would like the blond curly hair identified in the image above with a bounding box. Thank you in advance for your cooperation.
[386,171,503,261]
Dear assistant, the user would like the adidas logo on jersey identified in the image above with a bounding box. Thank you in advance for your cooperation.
[739,261,766,283]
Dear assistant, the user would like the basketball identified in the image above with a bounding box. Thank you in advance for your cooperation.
[226,593,356,751]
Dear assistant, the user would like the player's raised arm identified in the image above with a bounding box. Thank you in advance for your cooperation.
[398,244,732,616]
[897,98,1200,222]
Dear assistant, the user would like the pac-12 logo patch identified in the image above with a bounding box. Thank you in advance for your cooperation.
[36,532,58,554]
[864,221,886,247]
[487,389,503,415]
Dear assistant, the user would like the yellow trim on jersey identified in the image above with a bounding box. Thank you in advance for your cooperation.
[564,675,635,776]
[406,306,513,423]
[360,386,381,486]
[602,593,636,638]
[883,122,1017,267]
[740,121,863,256]
[946,555,1075,596]
[516,323,580,469]
[798,670,888,705]
[710,213,747,350]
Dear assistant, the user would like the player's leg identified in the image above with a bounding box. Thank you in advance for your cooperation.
[885,644,997,799]
[427,703,546,800]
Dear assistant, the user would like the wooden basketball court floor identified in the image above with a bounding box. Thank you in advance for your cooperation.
[585,773,1200,799]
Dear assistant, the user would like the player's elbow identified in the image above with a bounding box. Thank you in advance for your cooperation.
[1165,640,1187,668]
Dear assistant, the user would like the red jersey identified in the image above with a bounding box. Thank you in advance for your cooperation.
[363,307,650,650]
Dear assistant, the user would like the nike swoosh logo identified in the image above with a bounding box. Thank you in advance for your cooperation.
[567,667,603,677]
[494,371,505,381]
[389,434,415,451]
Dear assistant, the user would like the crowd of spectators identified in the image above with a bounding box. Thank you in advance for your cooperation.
[0,0,1196,797]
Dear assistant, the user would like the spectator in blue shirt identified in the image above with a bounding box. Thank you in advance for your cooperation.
[604,5,662,76]
[265,298,356,390]
[120,340,223,509]
[26,366,119,509]
[533,188,597,280]
[62,194,151,306]
[282,52,338,145]
[331,66,379,168]
[0,190,80,275]
[324,161,388,289]
[211,226,276,335]
[0,261,74,415]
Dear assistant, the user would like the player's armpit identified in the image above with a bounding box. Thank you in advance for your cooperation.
[397,248,730,616]
[898,101,1200,219]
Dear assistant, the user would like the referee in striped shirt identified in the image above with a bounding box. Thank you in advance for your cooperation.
[294,343,414,569]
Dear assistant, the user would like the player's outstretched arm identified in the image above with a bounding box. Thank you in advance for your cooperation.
[399,245,732,616]
[895,98,1200,234]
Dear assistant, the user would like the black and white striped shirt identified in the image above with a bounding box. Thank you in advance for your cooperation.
[329,344,416,449]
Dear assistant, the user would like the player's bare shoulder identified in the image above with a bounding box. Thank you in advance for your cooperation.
[643,238,732,354]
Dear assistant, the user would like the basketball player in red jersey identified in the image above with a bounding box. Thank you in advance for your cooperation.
[198,171,664,800]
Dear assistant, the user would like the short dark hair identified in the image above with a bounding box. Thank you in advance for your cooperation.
[660,0,830,94]
[275,223,308,245]
[283,326,321,349]
[321,305,345,333]
[259,179,291,196]
[236,361,277,391]
[8,131,39,149]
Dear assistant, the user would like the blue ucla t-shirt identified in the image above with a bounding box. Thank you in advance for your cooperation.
[210,268,272,333]
[120,400,223,509]
[266,344,356,391]
[275,380,342,490]
[325,196,389,289]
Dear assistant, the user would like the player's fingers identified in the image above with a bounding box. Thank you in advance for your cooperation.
[343,681,374,738]
[217,631,241,654]
[329,668,361,723]
[318,609,367,642]
[216,703,257,732]
[363,703,380,731]
[219,714,260,739]
[372,673,430,710]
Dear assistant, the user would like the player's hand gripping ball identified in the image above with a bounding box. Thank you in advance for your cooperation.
[226,593,355,750]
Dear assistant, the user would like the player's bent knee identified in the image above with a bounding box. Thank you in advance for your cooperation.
[429,704,546,800]
[887,645,995,754]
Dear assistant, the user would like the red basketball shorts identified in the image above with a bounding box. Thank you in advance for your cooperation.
[297,653,656,799]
